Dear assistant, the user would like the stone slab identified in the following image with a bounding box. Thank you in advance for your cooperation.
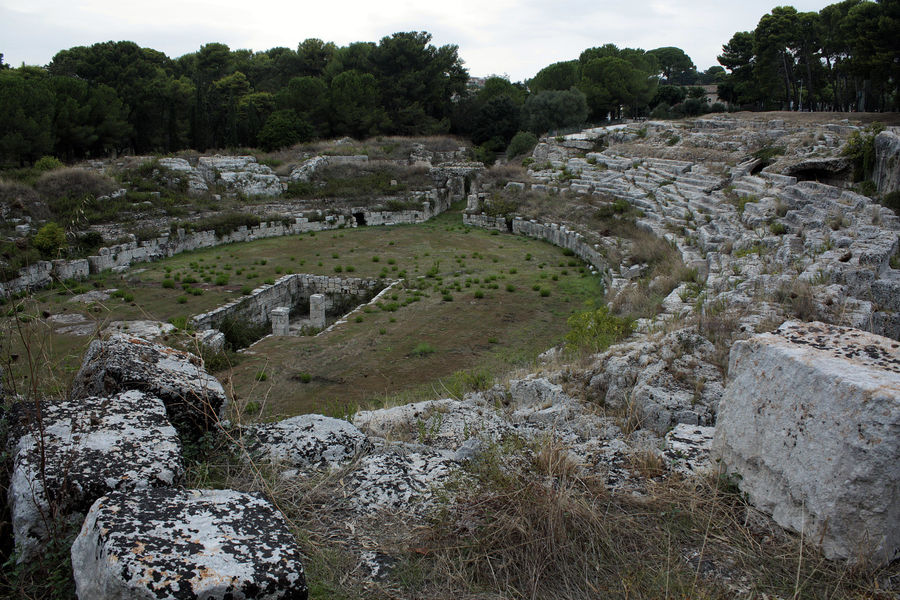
[712,321,900,564]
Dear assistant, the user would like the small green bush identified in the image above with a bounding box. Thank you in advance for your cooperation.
[411,342,436,357]
[565,306,634,354]
[34,156,64,172]
[32,222,67,258]
[506,131,539,159]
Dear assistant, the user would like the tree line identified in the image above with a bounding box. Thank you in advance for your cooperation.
[717,0,898,111]
[0,33,467,164]
[0,0,896,166]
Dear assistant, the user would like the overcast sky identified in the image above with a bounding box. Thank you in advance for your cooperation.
[2,0,834,81]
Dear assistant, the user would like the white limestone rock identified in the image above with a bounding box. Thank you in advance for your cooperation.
[198,155,283,197]
[71,488,308,600]
[508,377,565,408]
[712,321,900,564]
[587,329,724,434]
[289,156,328,182]
[342,444,458,514]
[9,391,182,560]
[197,328,226,353]
[246,414,372,471]
[664,424,715,476]
[70,334,228,438]
[102,320,176,339]
[354,397,509,451]
[874,128,900,194]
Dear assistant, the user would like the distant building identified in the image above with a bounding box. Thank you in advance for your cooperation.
[701,84,722,105]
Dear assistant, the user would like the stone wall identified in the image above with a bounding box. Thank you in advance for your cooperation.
[191,273,386,332]
[463,213,610,277]
[0,194,453,296]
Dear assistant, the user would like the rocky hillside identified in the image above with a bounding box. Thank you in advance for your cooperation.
[2,114,899,598]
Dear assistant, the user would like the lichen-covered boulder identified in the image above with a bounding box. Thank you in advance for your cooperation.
[71,488,308,600]
[342,444,457,514]
[70,334,228,437]
[198,155,283,197]
[712,321,900,564]
[246,413,372,472]
[8,390,182,559]
[353,397,509,451]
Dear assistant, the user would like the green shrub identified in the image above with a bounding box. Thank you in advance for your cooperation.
[769,222,787,235]
[255,370,267,382]
[168,315,189,330]
[220,316,270,350]
[411,342,436,357]
[842,123,885,181]
[35,168,116,203]
[506,131,539,159]
[883,191,900,214]
[565,306,634,354]
[34,156,63,171]
[298,372,312,383]
[32,222,67,258]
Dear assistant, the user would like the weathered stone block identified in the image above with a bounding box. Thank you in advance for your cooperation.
[71,488,308,599]
[9,391,182,559]
[309,293,326,329]
[712,321,900,564]
[70,334,228,437]
[271,306,290,336]
[246,413,372,472]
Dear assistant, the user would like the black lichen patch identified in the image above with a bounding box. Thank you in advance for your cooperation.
[777,321,900,374]
[82,488,308,599]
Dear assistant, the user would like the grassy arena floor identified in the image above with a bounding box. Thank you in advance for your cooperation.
[1,209,605,417]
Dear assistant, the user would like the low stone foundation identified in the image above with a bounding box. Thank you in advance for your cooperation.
[192,274,387,339]
[463,213,610,277]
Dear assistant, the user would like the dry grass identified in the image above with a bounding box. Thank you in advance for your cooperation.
[360,436,899,600]
[33,168,117,202]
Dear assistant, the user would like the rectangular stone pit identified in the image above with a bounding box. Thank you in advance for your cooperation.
[193,274,387,346]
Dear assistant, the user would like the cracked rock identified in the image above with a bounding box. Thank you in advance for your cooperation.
[8,390,182,560]
[71,487,308,599]
[70,334,228,438]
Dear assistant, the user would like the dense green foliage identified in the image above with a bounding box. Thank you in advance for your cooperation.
[716,0,899,111]
[565,306,635,354]
[0,33,466,164]
[1,2,896,166]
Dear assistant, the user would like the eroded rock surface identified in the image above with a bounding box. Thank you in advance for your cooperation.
[70,334,228,437]
[874,128,900,194]
[71,488,308,600]
[246,414,372,472]
[8,390,182,559]
[198,155,284,197]
[712,321,900,564]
